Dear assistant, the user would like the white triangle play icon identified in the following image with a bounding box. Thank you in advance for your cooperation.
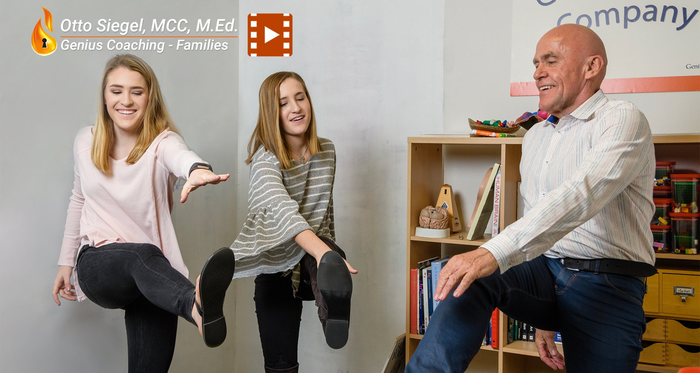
[264,27,279,43]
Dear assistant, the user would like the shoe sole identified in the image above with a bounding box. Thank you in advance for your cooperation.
[317,251,352,349]
[200,247,235,347]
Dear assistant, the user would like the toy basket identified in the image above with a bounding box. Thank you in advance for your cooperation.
[468,118,520,134]
[651,226,671,253]
[669,212,699,254]
[654,162,675,186]
[671,173,700,213]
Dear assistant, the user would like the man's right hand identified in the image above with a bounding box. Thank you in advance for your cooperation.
[433,247,499,301]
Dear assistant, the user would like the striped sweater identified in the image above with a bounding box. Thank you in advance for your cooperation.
[231,138,336,278]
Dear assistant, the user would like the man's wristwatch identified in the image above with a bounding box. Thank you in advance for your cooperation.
[189,162,213,176]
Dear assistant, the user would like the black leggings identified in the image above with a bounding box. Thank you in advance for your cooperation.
[76,243,196,373]
[254,237,345,370]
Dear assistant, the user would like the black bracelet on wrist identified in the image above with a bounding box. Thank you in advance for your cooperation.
[189,162,213,176]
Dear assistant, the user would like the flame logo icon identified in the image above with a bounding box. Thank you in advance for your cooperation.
[31,7,56,56]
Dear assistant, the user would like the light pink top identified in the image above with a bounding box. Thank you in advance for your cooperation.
[58,126,204,301]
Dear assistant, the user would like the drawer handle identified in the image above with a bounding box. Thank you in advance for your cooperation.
[674,286,695,303]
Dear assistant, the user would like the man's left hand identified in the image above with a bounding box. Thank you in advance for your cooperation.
[535,329,565,370]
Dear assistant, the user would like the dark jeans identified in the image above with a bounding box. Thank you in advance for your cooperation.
[406,256,646,373]
[254,237,345,370]
[76,243,196,373]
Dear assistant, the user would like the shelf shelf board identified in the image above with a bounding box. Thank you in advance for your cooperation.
[636,363,688,373]
[652,134,700,144]
[656,253,700,261]
[409,136,523,145]
[411,233,491,246]
[409,133,700,145]
[502,341,548,357]
[408,333,496,352]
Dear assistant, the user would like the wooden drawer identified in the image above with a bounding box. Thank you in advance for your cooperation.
[666,343,700,367]
[644,318,666,340]
[667,319,700,345]
[639,341,666,365]
[644,273,660,313]
[662,273,700,317]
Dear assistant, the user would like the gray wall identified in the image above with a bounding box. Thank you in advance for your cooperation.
[2,1,699,373]
[0,1,238,372]
[231,1,444,372]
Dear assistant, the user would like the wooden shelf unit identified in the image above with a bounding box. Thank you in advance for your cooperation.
[405,134,700,373]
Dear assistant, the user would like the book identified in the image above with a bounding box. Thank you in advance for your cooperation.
[418,274,424,334]
[430,257,450,310]
[410,269,418,335]
[416,257,438,334]
[422,267,433,330]
[467,163,501,240]
[507,317,515,344]
[491,309,499,348]
[485,320,491,346]
[381,334,406,373]
[492,169,502,237]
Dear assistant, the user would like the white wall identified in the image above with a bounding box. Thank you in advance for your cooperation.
[443,0,700,134]
[0,1,238,372]
[232,1,444,372]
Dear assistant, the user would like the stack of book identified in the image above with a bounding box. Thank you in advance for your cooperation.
[506,316,562,345]
[410,255,502,350]
[410,256,449,335]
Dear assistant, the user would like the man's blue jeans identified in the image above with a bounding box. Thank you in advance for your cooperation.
[406,256,646,373]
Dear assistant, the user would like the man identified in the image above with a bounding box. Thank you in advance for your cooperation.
[406,24,656,373]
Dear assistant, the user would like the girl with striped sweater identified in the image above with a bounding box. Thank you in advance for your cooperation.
[230,72,357,373]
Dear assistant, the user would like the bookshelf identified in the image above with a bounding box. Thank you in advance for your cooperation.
[638,134,700,372]
[405,134,700,373]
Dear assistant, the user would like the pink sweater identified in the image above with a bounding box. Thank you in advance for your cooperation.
[58,126,204,301]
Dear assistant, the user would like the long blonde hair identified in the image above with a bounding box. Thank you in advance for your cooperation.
[246,72,320,170]
[91,54,179,174]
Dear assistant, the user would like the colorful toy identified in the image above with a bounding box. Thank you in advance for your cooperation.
[655,176,670,187]
[514,110,549,130]
[468,118,519,134]
[654,162,675,186]
[651,226,670,253]
[477,120,508,128]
